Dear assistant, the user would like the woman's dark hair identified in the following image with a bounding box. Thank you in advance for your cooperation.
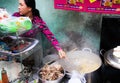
[24,0,40,18]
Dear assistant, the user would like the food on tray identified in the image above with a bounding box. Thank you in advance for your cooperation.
[10,40,30,52]
[113,46,120,58]
[0,36,31,53]
[39,64,64,80]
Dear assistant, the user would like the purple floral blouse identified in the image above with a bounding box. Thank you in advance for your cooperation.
[12,12,61,51]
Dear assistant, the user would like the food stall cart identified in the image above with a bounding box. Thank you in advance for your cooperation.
[0,8,40,82]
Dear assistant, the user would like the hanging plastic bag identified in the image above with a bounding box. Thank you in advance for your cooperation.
[68,70,86,83]
[0,8,32,34]
[0,17,32,34]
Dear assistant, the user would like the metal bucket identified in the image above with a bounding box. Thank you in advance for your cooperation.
[65,67,102,83]
[84,66,103,83]
[58,48,102,83]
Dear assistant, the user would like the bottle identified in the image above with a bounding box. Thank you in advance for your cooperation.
[0,71,2,83]
[1,68,9,83]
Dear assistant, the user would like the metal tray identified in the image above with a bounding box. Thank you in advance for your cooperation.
[0,36,39,60]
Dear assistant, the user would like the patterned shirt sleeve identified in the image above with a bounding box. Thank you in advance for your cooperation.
[12,12,21,17]
[34,17,62,51]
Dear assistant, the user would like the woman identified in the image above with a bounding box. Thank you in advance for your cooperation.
[13,0,66,67]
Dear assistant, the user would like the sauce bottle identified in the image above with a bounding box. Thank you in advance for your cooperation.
[1,68,9,83]
[0,71,2,83]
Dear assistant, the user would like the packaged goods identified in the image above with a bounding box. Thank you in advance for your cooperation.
[0,17,32,34]
[0,8,32,34]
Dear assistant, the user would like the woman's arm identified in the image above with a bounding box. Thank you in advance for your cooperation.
[36,17,66,58]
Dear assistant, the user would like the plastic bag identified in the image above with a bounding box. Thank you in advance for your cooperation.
[0,17,32,34]
[68,70,86,83]
[0,8,9,21]
[0,8,32,34]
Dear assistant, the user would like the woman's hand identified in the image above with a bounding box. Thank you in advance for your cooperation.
[58,49,66,59]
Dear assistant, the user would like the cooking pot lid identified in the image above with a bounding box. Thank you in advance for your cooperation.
[104,49,120,69]
[58,50,102,74]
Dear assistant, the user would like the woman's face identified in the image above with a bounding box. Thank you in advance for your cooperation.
[18,0,31,16]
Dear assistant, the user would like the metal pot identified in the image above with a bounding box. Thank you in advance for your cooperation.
[84,66,103,83]
[100,48,120,83]
[37,62,66,83]
[43,48,102,83]
[66,67,102,83]
[58,48,102,83]
[102,48,120,69]
[58,48,102,74]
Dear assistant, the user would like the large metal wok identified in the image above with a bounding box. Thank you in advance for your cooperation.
[58,48,102,74]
